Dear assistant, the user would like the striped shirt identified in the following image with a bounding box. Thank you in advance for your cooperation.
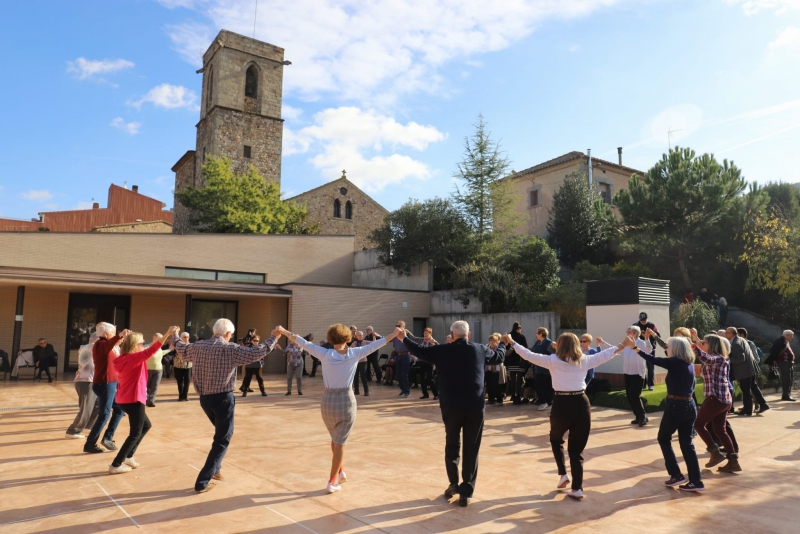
[693,345,732,403]
[171,334,278,395]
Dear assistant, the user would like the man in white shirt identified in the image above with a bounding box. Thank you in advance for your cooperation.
[601,325,652,426]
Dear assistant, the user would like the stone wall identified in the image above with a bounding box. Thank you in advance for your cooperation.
[92,221,173,233]
[352,248,432,291]
[290,177,389,251]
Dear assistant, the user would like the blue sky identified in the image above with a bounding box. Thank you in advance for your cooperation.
[1,0,799,219]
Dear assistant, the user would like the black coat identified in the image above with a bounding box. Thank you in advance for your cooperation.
[403,337,504,409]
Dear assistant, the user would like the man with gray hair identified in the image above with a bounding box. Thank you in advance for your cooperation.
[364,326,383,383]
[767,330,795,401]
[399,320,505,507]
[170,318,282,493]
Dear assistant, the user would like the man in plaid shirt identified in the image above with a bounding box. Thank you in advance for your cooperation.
[171,318,281,492]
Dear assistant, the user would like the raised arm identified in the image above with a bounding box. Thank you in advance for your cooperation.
[485,343,505,365]
[403,336,438,364]
[583,343,626,369]
[349,336,390,359]
[293,337,329,361]
[229,334,279,365]
[506,341,555,369]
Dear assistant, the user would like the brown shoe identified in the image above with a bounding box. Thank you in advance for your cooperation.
[717,456,742,473]
[196,482,216,493]
[213,473,224,481]
[705,449,725,468]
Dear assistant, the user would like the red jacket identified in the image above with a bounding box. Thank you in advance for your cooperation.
[92,334,122,384]
[114,342,163,405]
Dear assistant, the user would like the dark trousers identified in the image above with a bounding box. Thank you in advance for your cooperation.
[694,396,735,454]
[440,406,484,497]
[367,353,382,382]
[396,354,411,395]
[778,361,795,398]
[85,382,125,448]
[485,371,503,403]
[549,394,592,491]
[659,399,701,483]
[197,392,235,491]
[353,362,369,395]
[507,371,524,403]
[310,357,321,377]
[646,360,655,388]
[241,367,265,392]
[707,419,739,453]
[624,374,646,420]
[174,368,191,400]
[113,402,151,466]
[421,366,438,397]
[534,373,552,404]
[739,375,767,414]
[146,370,162,404]
[35,361,52,380]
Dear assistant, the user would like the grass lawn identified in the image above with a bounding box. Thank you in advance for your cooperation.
[590,379,744,413]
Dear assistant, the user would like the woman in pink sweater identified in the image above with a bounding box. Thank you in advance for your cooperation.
[109,326,180,474]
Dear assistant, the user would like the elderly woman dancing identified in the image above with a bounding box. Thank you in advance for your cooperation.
[279,324,402,493]
[635,333,703,492]
[503,332,628,499]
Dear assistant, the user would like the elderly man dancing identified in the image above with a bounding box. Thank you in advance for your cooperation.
[400,320,505,507]
[171,319,281,493]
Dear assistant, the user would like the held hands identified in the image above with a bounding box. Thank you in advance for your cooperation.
[393,327,406,340]
[596,337,606,345]
[501,333,513,345]
[273,325,288,338]
[689,328,699,342]
[119,329,132,338]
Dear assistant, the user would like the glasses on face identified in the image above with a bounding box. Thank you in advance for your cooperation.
[580,340,590,344]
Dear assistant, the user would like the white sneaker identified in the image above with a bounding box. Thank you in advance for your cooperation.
[557,475,570,489]
[65,432,84,439]
[338,471,347,484]
[538,403,550,411]
[567,489,584,499]
[108,463,132,475]
[326,482,341,494]
[123,457,140,469]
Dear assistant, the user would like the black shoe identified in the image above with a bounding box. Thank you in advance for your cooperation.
[758,404,770,414]
[782,396,797,402]
[736,411,752,417]
[459,496,470,507]
[444,484,459,499]
[664,475,687,487]
[679,481,705,492]
[631,419,640,425]
[285,391,291,396]
[354,391,360,396]
[261,390,267,397]
[362,392,367,396]
[247,388,254,392]
[146,401,155,408]
[420,395,430,399]
[433,396,439,400]
[242,391,247,397]
[639,418,649,427]
[48,378,53,383]
[83,445,105,454]
[298,392,303,395]
[497,401,504,406]
[521,398,529,404]
[728,406,736,414]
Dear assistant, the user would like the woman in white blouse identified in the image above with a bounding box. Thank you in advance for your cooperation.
[503,331,630,500]
[279,324,403,494]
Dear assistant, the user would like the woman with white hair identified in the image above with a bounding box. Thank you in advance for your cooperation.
[279,324,402,494]
[66,333,100,438]
[173,332,192,402]
[634,334,703,492]
[109,326,180,474]
[602,325,653,426]
[503,332,629,500]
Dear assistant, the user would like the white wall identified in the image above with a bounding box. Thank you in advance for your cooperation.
[587,303,670,375]
[351,248,433,291]
[430,290,483,315]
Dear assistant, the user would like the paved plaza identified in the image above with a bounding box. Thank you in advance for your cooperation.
[0,376,797,533]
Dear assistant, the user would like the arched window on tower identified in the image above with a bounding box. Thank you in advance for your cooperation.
[345,201,352,220]
[333,199,341,218]
[207,68,213,111]
[245,65,258,98]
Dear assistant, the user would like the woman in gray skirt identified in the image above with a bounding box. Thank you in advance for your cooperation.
[280,324,402,493]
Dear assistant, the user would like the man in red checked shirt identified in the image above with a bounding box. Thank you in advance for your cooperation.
[84,322,130,454]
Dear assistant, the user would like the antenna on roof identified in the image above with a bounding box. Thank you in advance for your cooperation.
[668,126,683,150]
[123,181,128,190]
[253,0,258,39]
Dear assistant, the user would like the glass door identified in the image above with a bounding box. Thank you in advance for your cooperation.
[65,294,130,371]
[189,300,238,342]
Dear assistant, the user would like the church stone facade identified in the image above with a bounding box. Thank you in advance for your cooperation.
[288,174,389,251]
[173,30,287,233]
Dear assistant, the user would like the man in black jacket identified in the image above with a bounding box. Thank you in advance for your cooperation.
[400,320,505,507]
[766,330,795,401]
[634,313,660,390]
[364,326,383,382]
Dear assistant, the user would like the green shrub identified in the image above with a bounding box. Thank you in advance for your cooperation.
[670,301,719,335]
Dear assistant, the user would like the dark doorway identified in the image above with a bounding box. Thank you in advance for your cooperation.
[65,294,131,371]
[189,299,238,342]
[412,318,427,338]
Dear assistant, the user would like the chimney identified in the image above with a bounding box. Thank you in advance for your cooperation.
[587,149,593,186]
[617,147,623,166]
[93,202,100,209]
[132,185,139,193]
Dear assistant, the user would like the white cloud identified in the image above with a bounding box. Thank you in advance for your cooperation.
[285,107,446,191]
[160,0,627,104]
[110,117,142,135]
[21,190,53,201]
[67,57,135,80]
[769,26,800,49]
[282,104,303,120]
[726,0,800,15]
[129,83,198,109]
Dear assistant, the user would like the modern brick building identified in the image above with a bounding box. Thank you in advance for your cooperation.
[172,30,288,234]
[0,184,173,233]
[0,232,430,377]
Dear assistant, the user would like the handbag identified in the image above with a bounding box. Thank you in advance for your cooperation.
[768,366,781,381]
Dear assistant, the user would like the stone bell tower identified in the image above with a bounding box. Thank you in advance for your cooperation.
[172,30,289,233]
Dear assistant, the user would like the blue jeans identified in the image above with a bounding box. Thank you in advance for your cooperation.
[85,382,125,449]
[196,392,235,490]
[396,354,411,395]
[658,398,701,484]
